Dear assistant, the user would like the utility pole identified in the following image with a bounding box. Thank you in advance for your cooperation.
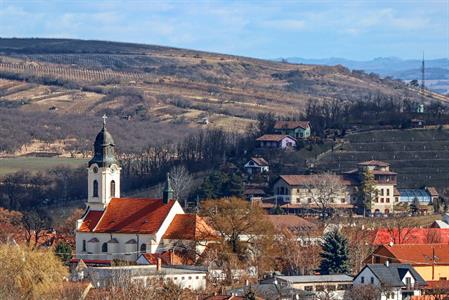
[421,52,425,103]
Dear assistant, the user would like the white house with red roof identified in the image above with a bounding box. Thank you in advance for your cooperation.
[75,118,214,264]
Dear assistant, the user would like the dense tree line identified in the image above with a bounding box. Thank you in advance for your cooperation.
[0,128,257,213]
[304,94,449,135]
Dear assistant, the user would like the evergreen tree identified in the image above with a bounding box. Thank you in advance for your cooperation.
[319,229,350,275]
[410,197,420,215]
[209,171,227,198]
[198,178,215,199]
[271,204,285,215]
[359,169,377,216]
[54,241,72,263]
[226,174,244,197]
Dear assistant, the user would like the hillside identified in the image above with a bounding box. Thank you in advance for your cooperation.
[0,38,443,154]
[315,128,449,190]
[284,57,449,95]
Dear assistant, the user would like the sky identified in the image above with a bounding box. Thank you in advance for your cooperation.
[0,0,448,60]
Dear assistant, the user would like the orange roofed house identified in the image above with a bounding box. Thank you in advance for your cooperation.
[364,244,449,281]
[75,120,215,263]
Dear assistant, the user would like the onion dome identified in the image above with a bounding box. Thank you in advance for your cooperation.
[88,115,118,167]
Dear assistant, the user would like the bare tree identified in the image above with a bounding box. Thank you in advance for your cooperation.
[21,210,52,249]
[303,173,346,220]
[170,165,193,207]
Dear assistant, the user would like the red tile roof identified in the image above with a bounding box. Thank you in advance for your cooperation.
[267,215,317,231]
[372,244,449,266]
[274,120,310,130]
[163,214,216,240]
[372,228,449,245]
[140,250,194,265]
[426,187,439,196]
[279,174,355,186]
[80,198,175,234]
[256,134,295,142]
[250,157,268,166]
[422,280,449,290]
[358,160,390,167]
[79,211,103,232]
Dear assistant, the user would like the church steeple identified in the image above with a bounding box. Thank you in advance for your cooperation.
[163,172,174,204]
[87,115,121,211]
[88,114,117,168]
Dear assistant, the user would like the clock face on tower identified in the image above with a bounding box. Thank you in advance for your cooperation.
[111,166,116,174]
[93,167,98,174]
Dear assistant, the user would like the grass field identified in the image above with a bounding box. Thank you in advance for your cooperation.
[0,157,87,176]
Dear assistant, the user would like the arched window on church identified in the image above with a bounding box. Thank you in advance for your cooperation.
[102,242,108,253]
[93,180,99,197]
[140,243,147,253]
[111,180,116,198]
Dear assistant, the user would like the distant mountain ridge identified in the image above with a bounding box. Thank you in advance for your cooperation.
[283,57,449,94]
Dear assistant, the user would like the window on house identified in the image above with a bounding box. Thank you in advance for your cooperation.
[140,243,147,253]
[110,180,116,198]
[387,189,390,196]
[304,286,313,291]
[93,180,99,197]
[195,276,199,279]
[395,197,399,202]
[386,198,390,203]
[361,276,365,283]
[102,243,108,253]
[370,277,374,284]
[381,198,384,203]
[82,240,86,252]
[341,198,346,203]
[406,277,411,286]
[380,189,384,196]
[315,285,325,291]
[440,277,447,280]
[375,256,380,263]
[308,198,312,204]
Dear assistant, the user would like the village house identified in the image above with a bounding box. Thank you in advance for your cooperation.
[364,244,449,281]
[273,120,311,139]
[244,157,269,175]
[272,175,356,209]
[353,263,426,300]
[88,263,207,290]
[275,274,353,300]
[75,118,215,264]
[344,160,398,214]
[256,134,296,149]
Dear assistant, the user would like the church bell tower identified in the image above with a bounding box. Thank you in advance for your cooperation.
[87,115,121,211]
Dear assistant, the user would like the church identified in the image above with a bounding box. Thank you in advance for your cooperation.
[75,118,214,264]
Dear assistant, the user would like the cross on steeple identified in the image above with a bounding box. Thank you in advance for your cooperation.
[102,114,107,126]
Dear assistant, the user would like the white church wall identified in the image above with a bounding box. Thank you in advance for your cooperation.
[154,201,185,244]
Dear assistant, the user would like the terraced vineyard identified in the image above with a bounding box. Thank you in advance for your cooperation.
[315,128,449,189]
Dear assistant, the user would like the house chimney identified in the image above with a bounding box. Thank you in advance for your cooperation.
[385,260,390,267]
[388,241,394,247]
[156,257,162,271]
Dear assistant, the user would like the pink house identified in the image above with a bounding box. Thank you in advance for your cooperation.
[256,134,296,149]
